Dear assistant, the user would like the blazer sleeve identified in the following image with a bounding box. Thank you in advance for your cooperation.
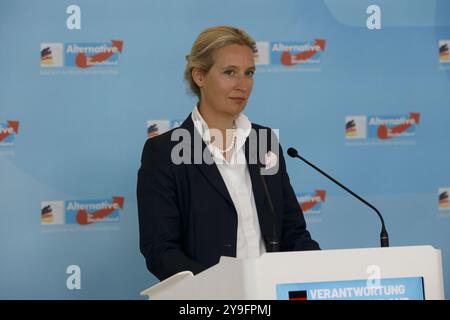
[137,137,206,281]
[277,141,321,252]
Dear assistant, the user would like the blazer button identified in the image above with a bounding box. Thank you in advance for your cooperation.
[224,244,232,247]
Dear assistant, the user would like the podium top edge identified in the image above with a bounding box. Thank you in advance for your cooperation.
[261,245,440,257]
[140,271,193,297]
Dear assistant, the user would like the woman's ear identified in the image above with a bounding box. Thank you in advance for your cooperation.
[192,68,205,88]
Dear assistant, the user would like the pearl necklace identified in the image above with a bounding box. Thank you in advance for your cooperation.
[208,122,236,155]
[221,125,237,154]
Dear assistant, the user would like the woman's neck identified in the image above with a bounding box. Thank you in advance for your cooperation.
[197,103,235,133]
[197,102,237,154]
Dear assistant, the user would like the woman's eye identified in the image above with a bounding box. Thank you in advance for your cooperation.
[223,69,254,77]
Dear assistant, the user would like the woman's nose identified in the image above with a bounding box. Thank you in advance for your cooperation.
[234,74,251,92]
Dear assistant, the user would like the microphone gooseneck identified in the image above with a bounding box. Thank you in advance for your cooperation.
[287,147,389,248]
[258,163,280,252]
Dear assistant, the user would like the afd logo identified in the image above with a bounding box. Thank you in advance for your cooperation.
[41,196,124,225]
[0,121,19,147]
[255,40,326,66]
[346,113,420,140]
[439,40,450,63]
[345,116,367,139]
[439,188,450,210]
[40,40,124,68]
[147,119,182,139]
[296,190,326,214]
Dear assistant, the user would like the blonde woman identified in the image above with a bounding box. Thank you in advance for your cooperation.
[137,26,320,281]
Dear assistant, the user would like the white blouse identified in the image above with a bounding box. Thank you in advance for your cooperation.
[191,105,266,259]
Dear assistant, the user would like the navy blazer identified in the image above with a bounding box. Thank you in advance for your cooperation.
[137,115,320,281]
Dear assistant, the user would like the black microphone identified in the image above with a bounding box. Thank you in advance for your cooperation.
[257,163,280,252]
[287,147,389,248]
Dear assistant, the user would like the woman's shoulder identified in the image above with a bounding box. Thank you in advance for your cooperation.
[143,129,175,151]
[140,128,180,167]
[250,122,279,141]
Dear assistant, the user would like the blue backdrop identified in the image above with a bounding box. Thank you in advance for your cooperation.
[0,0,449,299]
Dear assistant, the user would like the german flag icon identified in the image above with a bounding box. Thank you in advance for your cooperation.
[288,290,308,300]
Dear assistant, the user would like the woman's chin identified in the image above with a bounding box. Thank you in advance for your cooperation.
[226,101,247,115]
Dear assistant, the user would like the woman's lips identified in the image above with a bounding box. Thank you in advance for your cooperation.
[229,97,246,103]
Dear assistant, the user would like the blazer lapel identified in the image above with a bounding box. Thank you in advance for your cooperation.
[180,115,235,208]
[244,128,267,227]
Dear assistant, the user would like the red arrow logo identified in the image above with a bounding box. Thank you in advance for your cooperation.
[300,190,326,212]
[377,112,420,140]
[281,39,326,66]
[75,40,123,69]
[0,121,19,142]
[76,196,124,225]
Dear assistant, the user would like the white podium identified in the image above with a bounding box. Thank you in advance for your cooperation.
[141,245,445,300]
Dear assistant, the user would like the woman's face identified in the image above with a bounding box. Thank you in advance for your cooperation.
[195,44,255,118]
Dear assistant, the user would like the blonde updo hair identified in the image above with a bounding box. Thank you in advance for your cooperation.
[184,25,257,99]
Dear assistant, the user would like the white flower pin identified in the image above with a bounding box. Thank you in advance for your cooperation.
[264,151,278,170]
